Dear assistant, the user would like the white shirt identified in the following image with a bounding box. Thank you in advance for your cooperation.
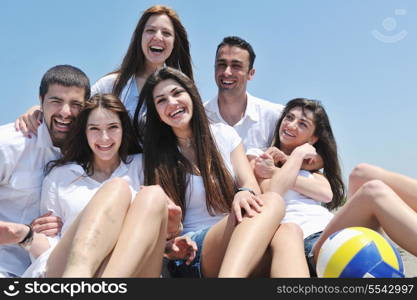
[91,74,140,118]
[0,123,61,277]
[281,170,334,239]
[204,92,284,152]
[22,154,144,278]
[41,154,144,235]
[182,123,241,234]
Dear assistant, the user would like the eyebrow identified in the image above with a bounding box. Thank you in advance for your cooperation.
[216,58,243,64]
[154,87,180,99]
[287,112,314,124]
[87,121,120,126]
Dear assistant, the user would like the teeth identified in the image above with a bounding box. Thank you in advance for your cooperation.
[284,130,295,137]
[222,80,234,84]
[170,108,185,117]
[54,119,71,127]
[97,144,112,150]
[150,46,164,52]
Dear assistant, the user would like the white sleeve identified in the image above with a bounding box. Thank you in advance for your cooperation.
[246,148,264,157]
[40,174,63,219]
[91,75,116,96]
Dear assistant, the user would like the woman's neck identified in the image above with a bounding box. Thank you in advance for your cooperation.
[90,157,121,183]
[280,144,295,156]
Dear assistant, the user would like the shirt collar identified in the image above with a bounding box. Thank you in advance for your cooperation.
[68,160,128,178]
[208,92,258,123]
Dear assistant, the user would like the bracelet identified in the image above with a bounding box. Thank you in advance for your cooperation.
[236,187,256,196]
[18,224,34,251]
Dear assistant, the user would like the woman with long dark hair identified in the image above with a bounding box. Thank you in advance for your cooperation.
[21,94,187,277]
[134,67,310,278]
[16,5,193,131]
[254,98,417,276]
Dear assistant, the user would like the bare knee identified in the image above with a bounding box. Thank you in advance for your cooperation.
[260,192,285,219]
[352,179,394,207]
[349,163,382,186]
[270,223,304,250]
[132,185,167,216]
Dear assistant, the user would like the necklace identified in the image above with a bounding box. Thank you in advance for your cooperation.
[177,136,193,148]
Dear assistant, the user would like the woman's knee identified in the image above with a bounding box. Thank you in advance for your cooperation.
[349,163,379,186]
[132,185,168,216]
[352,179,394,206]
[270,223,304,249]
[259,192,285,218]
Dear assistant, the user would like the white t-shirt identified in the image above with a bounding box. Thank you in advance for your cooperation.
[0,123,61,277]
[91,74,140,118]
[204,92,284,152]
[182,123,241,234]
[22,154,144,277]
[281,170,334,239]
[246,148,334,238]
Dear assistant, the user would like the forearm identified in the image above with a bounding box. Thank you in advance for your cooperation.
[0,221,29,245]
[292,175,333,203]
[269,152,304,195]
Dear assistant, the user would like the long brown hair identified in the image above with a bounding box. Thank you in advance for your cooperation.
[112,5,193,98]
[133,67,235,217]
[46,93,141,175]
[272,98,345,210]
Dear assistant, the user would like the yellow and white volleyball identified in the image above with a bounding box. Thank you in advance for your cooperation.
[316,227,404,278]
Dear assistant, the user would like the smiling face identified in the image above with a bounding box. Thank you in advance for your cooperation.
[215,45,255,96]
[141,14,175,70]
[41,84,85,148]
[152,78,193,137]
[279,107,318,153]
[86,107,122,166]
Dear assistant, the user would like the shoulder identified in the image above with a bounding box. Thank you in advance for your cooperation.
[248,93,284,114]
[0,122,33,160]
[91,73,119,94]
[44,163,83,185]
[210,123,241,150]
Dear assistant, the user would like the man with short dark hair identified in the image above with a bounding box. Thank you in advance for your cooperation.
[205,36,284,152]
[0,65,90,277]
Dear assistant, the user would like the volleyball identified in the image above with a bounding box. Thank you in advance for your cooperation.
[316,227,404,278]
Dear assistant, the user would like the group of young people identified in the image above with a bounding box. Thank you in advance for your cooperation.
[1,5,417,278]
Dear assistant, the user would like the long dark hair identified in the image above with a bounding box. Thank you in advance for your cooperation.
[133,67,235,217]
[112,5,193,98]
[272,98,345,210]
[46,93,141,175]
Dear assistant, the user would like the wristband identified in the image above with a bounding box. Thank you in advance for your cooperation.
[236,187,256,196]
[18,224,34,251]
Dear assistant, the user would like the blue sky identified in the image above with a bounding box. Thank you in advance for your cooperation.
[1,0,416,181]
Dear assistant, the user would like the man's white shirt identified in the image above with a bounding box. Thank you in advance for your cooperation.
[204,92,284,152]
[0,123,61,277]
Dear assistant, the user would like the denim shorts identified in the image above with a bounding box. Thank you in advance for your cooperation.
[167,227,210,278]
[304,231,322,277]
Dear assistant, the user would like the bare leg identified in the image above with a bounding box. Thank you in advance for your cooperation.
[100,185,168,277]
[217,192,285,277]
[269,223,309,277]
[349,164,417,211]
[312,180,417,263]
[47,178,132,277]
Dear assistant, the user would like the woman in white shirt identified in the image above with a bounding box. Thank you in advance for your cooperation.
[254,98,417,277]
[133,67,310,278]
[15,5,193,131]
[23,93,187,277]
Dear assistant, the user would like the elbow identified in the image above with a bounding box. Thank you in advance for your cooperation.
[320,190,333,203]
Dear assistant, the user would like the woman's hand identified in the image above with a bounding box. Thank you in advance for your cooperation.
[293,143,317,161]
[164,235,197,265]
[254,152,275,179]
[14,106,42,138]
[31,211,63,237]
[167,199,183,239]
[265,146,288,165]
[231,190,264,224]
